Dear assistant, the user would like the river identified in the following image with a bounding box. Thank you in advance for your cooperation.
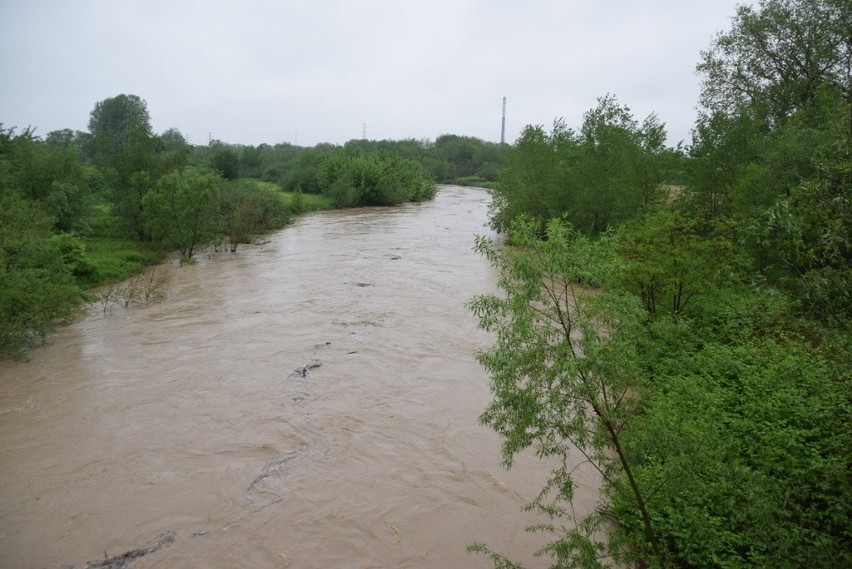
[0,186,599,568]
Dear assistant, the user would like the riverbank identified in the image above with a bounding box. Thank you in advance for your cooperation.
[78,183,334,289]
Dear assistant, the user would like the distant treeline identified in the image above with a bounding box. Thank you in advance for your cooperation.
[194,133,504,190]
[4,93,505,354]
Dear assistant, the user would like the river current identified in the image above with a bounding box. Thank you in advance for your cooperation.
[0,186,599,568]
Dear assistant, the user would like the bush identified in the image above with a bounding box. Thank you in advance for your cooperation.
[318,151,436,207]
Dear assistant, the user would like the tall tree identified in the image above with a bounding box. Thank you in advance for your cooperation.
[2,127,94,233]
[88,94,153,168]
[697,0,851,124]
[756,147,851,327]
[88,94,157,238]
[489,121,578,232]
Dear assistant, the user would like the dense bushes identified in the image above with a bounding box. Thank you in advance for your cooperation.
[472,1,850,567]
[0,190,83,354]
[318,151,435,207]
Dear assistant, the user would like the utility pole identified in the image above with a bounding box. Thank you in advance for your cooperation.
[363,123,367,141]
[501,97,507,144]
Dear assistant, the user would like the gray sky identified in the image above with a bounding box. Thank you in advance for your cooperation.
[1,1,747,148]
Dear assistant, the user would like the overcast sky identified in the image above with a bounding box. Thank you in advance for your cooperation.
[1,1,749,148]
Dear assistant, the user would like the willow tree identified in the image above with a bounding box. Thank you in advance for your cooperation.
[468,217,665,569]
[142,168,220,260]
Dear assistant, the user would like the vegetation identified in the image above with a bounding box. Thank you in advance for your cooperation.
[489,96,678,234]
[190,133,505,191]
[471,0,850,567]
[2,93,464,354]
[4,2,847,565]
[0,190,83,352]
[317,150,436,207]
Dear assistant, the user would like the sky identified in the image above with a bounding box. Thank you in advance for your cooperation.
[1,0,750,148]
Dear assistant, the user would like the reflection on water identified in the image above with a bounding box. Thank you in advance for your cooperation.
[0,186,599,568]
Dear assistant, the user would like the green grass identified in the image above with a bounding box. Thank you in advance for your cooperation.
[238,178,335,212]
[77,180,333,288]
[79,236,167,287]
[280,191,334,212]
[451,176,498,190]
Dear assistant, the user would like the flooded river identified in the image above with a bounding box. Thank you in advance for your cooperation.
[0,186,599,568]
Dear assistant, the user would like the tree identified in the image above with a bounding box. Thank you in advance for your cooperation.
[142,168,220,260]
[491,96,670,235]
[3,127,94,233]
[468,217,665,568]
[573,95,654,233]
[218,180,291,252]
[88,94,153,169]
[489,121,578,233]
[158,127,189,152]
[697,0,851,124]
[210,145,241,180]
[469,216,850,569]
[154,127,191,181]
[613,210,743,316]
[0,191,82,354]
[240,145,263,178]
[756,146,851,327]
[317,150,435,207]
[88,94,157,238]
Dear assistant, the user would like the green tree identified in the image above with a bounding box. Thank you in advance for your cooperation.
[687,87,848,221]
[756,147,851,327]
[279,145,332,193]
[156,127,191,175]
[468,217,665,568]
[158,127,189,152]
[318,150,435,207]
[489,121,578,233]
[573,95,655,232]
[469,215,850,568]
[698,0,851,125]
[210,145,241,180]
[88,94,158,238]
[3,128,94,233]
[142,168,220,260]
[240,145,263,178]
[218,180,291,252]
[491,96,670,235]
[0,191,82,354]
[88,94,153,168]
[613,210,743,316]
[687,0,851,221]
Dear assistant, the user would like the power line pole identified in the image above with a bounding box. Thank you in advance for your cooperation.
[501,97,507,144]
[362,123,367,141]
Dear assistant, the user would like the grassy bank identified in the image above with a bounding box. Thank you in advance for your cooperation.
[77,182,335,290]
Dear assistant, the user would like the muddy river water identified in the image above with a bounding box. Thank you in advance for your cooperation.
[0,186,599,568]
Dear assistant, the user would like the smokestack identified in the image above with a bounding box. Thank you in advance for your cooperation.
[501,97,507,144]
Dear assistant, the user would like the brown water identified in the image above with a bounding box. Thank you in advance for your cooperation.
[0,186,599,569]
